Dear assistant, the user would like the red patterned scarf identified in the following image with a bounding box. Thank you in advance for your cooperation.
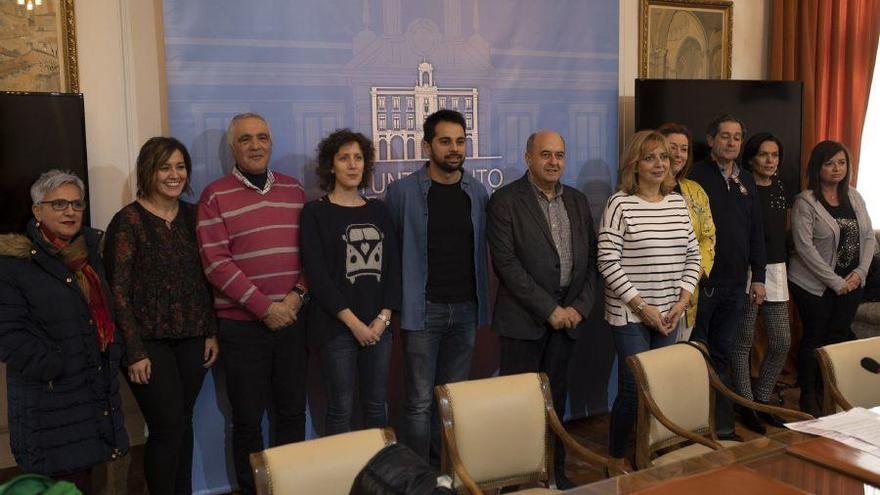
[39,224,116,352]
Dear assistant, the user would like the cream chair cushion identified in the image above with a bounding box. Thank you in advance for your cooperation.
[443,373,548,485]
[260,428,389,495]
[651,440,741,466]
[634,344,711,447]
[820,336,880,411]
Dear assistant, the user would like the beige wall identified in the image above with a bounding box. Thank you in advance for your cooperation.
[619,0,771,152]
[77,0,167,230]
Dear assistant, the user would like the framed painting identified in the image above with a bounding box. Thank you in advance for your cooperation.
[639,0,733,79]
[0,0,79,92]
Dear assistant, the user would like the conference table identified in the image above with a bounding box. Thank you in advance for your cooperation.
[570,430,880,494]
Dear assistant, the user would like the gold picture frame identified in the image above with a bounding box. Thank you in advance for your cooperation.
[639,0,733,79]
[0,0,79,93]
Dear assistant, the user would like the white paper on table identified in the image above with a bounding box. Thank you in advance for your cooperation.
[785,408,880,457]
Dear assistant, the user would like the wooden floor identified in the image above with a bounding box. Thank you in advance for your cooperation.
[0,386,804,493]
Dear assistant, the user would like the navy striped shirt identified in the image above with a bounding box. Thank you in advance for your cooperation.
[597,192,701,325]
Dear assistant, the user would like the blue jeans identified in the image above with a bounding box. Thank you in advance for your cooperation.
[690,285,746,437]
[400,301,477,463]
[320,329,392,436]
[608,322,678,457]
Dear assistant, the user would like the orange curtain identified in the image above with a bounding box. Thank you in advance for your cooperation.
[770,0,880,184]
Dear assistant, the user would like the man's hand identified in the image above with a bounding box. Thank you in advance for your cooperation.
[282,291,303,316]
[263,301,296,330]
[562,307,583,328]
[547,306,569,330]
[749,283,766,306]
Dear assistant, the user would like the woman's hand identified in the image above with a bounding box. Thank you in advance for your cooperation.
[349,321,381,347]
[845,272,862,292]
[663,301,688,330]
[128,358,151,385]
[641,305,672,335]
[203,337,219,368]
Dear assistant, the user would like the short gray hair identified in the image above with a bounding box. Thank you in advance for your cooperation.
[30,169,85,204]
[226,112,272,147]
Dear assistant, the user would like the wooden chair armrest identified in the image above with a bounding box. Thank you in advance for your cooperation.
[249,452,270,495]
[546,407,632,476]
[436,385,483,495]
[706,367,814,421]
[817,348,854,413]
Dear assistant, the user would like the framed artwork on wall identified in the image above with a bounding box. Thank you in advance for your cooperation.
[639,0,733,79]
[0,0,79,92]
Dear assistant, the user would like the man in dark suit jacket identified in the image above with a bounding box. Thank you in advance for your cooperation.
[487,130,598,488]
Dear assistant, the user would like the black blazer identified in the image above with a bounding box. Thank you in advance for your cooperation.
[487,174,598,340]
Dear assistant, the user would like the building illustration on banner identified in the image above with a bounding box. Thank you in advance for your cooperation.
[371,61,480,161]
[369,61,504,194]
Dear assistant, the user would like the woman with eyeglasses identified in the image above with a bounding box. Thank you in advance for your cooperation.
[0,170,128,490]
[657,123,716,342]
[788,140,875,416]
[729,133,792,432]
[104,137,218,494]
[599,130,701,458]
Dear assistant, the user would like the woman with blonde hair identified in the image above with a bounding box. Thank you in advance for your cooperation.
[599,130,701,457]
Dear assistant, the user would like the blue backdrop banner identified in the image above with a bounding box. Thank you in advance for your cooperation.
[162,1,618,493]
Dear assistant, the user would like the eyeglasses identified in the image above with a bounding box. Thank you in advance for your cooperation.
[38,199,87,211]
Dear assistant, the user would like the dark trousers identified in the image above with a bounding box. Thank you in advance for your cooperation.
[320,329,392,435]
[128,337,208,495]
[400,301,477,465]
[690,285,745,437]
[607,322,678,457]
[218,318,308,495]
[499,328,575,479]
[790,283,863,401]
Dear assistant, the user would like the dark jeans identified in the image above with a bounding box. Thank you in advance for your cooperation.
[128,337,208,495]
[499,328,574,478]
[217,317,308,495]
[690,285,745,437]
[400,301,477,464]
[608,322,678,457]
[320,329,392,435]
[790,283,863,401]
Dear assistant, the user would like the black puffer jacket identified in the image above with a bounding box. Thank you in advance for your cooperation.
[0,221,128,475]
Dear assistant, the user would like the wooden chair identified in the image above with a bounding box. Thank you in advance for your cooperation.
[249,427,396,495]
[627,342,812,469]
[435,372,628,494]
[817,336,880,414]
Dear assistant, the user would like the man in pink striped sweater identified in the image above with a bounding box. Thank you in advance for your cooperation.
[196,113,308,495]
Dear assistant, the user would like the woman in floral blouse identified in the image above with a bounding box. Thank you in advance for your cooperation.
[104,137,218,495]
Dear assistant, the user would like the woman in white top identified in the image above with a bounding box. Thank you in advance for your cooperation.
[599,130,701,458]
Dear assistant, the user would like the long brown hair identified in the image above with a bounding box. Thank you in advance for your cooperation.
[806,140,852,209]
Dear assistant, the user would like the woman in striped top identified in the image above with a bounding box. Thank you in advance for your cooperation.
[600,130,702,458]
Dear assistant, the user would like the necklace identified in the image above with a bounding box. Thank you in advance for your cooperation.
[138,198,178,227]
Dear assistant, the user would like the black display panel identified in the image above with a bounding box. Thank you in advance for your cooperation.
[0,92,89,233]
[635,79,803,199]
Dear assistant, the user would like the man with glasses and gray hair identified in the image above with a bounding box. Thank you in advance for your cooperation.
[197,113,309,495]
[688,114,767,441]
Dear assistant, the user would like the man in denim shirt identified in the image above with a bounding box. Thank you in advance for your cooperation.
[385,110,490,464]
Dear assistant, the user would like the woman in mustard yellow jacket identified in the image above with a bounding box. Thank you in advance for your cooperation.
[658,123,716,340]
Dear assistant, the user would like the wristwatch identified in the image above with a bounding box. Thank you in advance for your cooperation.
[293,285,310,305]
[633,301,646,314]
[376,313,391,327]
